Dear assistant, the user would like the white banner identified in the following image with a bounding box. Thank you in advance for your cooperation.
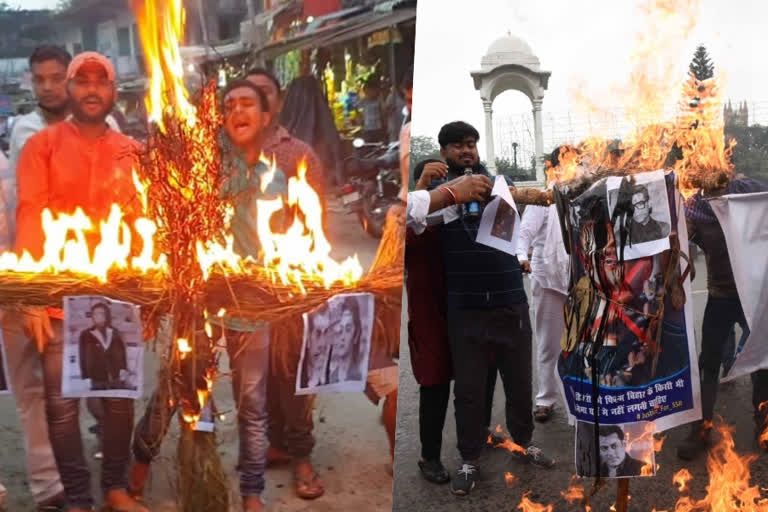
[710,192,768,381]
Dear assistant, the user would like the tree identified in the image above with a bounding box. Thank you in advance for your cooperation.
[408,135,441,190]
[689,45,714,81]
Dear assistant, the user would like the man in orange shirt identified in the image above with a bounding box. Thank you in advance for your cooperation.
[14,52,145,512]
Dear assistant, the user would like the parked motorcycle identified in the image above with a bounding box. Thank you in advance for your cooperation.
[341,138,401,238]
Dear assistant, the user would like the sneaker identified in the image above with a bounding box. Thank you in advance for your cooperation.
[450,462,478,496]
[486,429,506,448]
[418,459,450,484]
[523,444,555,468]
[677,422,712,461]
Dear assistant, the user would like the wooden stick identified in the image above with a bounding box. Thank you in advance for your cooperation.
[509,187,555,206]
[616,478,630,512]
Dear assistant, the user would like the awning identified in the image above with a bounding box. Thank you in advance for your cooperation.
[180,40,250,64]
[259,6,416,60]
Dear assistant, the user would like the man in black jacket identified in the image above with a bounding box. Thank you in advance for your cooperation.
[415,121,554,497]
[79,303,129,391]
[598,425,644,477]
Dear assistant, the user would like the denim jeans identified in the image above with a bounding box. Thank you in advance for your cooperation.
[133,326,270,497]
[43,320,133,510]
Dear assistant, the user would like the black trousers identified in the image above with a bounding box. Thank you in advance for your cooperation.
[700,296,768,423]
[447,304,534,462]
[418,363,498,461]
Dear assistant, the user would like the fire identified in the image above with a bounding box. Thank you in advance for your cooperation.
[487,425,526,455]
[134,0,196,130]
[256,158,363,292]
[560,477,591,510]
[517,491,553,512]
[759,402,768,449]
[674,468,693,493]
[622,422,662,476]
[505,472,517,488]
[674,420,768,511]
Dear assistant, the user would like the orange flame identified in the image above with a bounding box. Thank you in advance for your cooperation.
[517,491,553,512]
[134,0,195,131]
[487,425,526,455]
[674,420,768,511]
[561,477,591,510]
[674,468,693,493]
[505,472,517,488]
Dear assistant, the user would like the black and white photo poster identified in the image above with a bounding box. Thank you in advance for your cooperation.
[476,175,520,255]
[0,330,10,395]
[62,296,144,399]
[296,293,374,395]
[575,421,655,478]
[606,170,672,260]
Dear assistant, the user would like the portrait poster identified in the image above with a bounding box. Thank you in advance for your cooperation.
[557,171,701,432]
[296,293,374,395]
[710,191,768,381]
[62,296,144,399]
[476,175,520,255]
[575,421,656,478]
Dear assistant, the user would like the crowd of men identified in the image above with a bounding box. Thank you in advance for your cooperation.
[404,121,768,498]
[0,45,406,512]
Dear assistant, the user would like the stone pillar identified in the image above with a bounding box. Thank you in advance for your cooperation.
[483,99,496,175]
[532,98,545,183]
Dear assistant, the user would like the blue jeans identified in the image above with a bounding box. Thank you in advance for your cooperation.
[43,321,133,510]
[133,326,270,497]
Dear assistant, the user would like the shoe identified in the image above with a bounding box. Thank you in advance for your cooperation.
[485,428,506,448]
[37,492,66,511]
[676,421,712,461]
[523,444,555,468]
[534,405,554,423]
[418,459,450,484]
[450,462,479,496]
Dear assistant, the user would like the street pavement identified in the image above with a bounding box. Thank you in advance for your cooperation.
[0,200,392,512]
[393,251,768,512]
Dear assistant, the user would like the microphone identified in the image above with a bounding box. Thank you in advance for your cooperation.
[463,167,481,218]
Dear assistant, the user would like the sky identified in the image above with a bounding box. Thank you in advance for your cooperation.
[411,0,768,161]
[9,0,57,8]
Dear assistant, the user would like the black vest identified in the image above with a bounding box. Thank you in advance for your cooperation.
[437,171,527,311]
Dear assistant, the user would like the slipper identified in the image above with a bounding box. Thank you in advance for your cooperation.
[534,405,553,423]
[295,471,324,500]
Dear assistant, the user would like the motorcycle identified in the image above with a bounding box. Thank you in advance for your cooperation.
[341,137,401,238]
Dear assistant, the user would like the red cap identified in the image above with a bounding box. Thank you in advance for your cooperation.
[67,51,116,82]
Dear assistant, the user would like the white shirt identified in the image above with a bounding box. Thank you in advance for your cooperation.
[406,189,461,235]
[516,203,569,295]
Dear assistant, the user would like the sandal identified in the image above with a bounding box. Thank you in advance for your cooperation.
[534,405,553,423]
[294,465,324,500]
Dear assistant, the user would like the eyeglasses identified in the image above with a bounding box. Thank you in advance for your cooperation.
[632,200,649,210]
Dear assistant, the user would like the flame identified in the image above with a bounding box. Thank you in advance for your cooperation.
[134,0,195,131]
[674,468,693,493]
[487,425,526,455]
[551,0,733,197]
[673,420,768,511]
[517,491,553,512]
[560,477,591,511]
[256,158,363,292]
[176,338,192,358]
[505,472,517,488]
[759,402,768,449]
[622,421,662,476]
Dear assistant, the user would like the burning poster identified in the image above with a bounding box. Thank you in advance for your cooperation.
[476,175,521,255]
[62,296,144,400]
[558,171,701,432]
[606,170,672,260]
[575,421,655,478]
[710,191,768,381]
[296,293,374,395]
[0,330,9,395]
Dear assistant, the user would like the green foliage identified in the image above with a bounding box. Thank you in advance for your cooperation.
[408,135,442,190]
[725,124,768,182]
[689,45,714,81]
[494,155,535,181]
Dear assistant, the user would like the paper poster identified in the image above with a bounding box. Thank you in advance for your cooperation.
[575,421,656,478]
[710,191,768,381]
[606,170,671,260]
[62,296,144,399]
[0,329,9,395]
[558,171,701,432]
[296,293,374,395]
[476,175,521,255]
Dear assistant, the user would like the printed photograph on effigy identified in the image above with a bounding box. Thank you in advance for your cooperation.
[0,330,10,395]
[62,296,144,399]
[575,421,656,479]
[296,292,375,395]
[476,175,521,254]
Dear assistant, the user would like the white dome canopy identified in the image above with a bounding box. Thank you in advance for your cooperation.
[481,33,540,71]
[486,34,534,57]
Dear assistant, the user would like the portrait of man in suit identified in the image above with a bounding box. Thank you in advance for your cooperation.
[598,424,644,477]
[78,303,130,391]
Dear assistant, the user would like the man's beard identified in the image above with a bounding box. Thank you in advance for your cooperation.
[39,100,69,116]
[446,156,481,177]
[71,99,113,124]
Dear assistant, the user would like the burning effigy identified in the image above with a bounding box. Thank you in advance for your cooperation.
[0,1,401,510]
